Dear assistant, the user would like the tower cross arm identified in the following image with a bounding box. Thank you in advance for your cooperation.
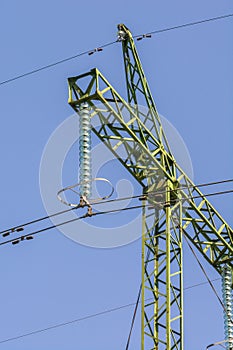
[68,68,233,273]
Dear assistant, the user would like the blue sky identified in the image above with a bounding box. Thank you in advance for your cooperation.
[0,1,232,349]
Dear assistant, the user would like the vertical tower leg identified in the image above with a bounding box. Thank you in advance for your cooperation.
[142,180,183,350]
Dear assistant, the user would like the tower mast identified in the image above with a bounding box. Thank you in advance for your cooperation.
[67,24,233,349]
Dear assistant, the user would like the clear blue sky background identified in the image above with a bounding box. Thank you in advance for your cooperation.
[0,1,232,349]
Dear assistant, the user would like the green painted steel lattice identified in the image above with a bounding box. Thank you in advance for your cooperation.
[68,24,233,349]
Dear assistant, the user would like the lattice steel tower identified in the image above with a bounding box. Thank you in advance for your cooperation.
[67,24,233,350]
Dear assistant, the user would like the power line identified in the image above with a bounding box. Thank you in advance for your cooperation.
[186,235,233,349]
[0,41,115,87]
[93,178,233,208]
[124,198,225,349]
[0,206,76,237]
[0,13,231,347]
[206,338,233,349]
[0,204,146,246]
[1,187,233,246]
[0,278,221,345]
[125,216,155,350]
[1,178,232,238]
[0,13,232,87]
[137,13,233,37]
[0,301,137,345]
[184,278,220,290]
[125,284,142,350]
[183,234,232,321]
[2,189,229,342]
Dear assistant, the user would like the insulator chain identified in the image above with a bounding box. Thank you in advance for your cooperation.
[57,102,114,209]
[222,265,233,350]
[79,103,92,199]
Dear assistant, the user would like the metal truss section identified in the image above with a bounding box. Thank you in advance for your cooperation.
[68,23,233,350]
[68,69,233,272]
[118,23,172,157]
[116,23,233,271]
[142,182,183,350]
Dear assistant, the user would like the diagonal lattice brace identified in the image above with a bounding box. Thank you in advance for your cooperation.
[68,24,233,350]
[68,69,233,271]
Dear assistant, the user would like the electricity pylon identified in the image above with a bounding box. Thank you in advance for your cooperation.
[67,24,233,349]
